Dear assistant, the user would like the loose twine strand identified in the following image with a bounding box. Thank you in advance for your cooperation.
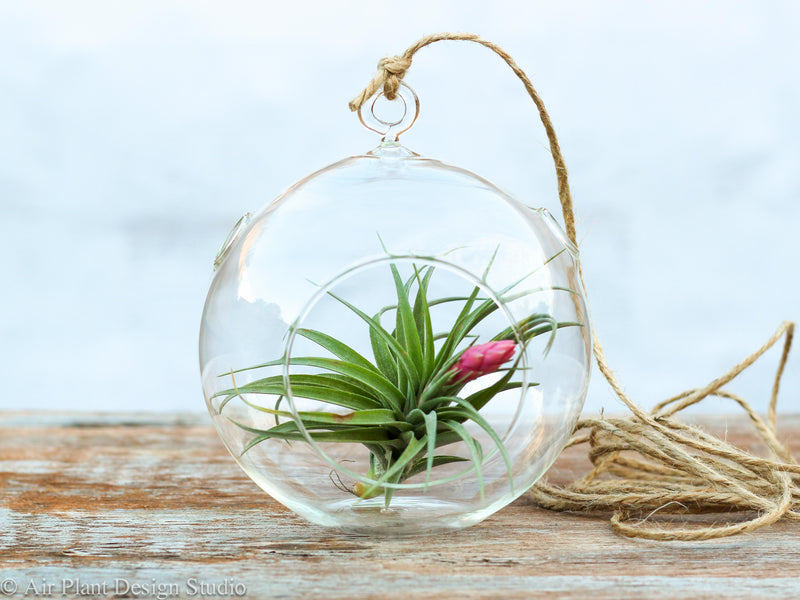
[349,32,798,541]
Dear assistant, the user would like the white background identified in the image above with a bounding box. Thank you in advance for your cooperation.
[1,1,798,415]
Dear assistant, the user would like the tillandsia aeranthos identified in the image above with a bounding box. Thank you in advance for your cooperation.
[214,251,580,508]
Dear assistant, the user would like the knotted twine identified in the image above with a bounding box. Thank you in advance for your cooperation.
[349,32,798,541]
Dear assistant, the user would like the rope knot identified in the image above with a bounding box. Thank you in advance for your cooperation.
[348,54,413,112]
[377,55,412,100]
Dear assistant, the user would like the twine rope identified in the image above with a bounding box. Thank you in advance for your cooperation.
[349,32,798,540]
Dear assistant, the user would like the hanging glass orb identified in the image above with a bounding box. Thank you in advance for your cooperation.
[199,83,591,534]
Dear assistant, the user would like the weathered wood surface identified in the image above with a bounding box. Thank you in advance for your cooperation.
[2,412,800,599]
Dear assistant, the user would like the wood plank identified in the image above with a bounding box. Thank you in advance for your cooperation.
[1,412,799,599]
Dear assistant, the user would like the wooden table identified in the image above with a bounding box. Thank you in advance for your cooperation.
[2,412,799,599]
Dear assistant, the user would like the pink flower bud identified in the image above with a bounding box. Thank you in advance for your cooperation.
[449,340,516,384]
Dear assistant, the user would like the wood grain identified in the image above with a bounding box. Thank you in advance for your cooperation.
[2,412,799,599]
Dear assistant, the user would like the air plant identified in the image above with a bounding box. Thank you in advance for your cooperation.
[214,253,579,508]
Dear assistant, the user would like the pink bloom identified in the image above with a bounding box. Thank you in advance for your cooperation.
[448,340,516,384]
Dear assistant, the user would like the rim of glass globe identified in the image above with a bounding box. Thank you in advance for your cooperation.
[281,254,533,491]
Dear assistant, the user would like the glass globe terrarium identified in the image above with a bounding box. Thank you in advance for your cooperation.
[199,84,591,534]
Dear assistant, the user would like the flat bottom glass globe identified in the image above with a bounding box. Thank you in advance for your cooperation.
[199,142,591,534]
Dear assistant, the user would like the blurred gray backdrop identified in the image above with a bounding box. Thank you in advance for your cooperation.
[1,0,798,413]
